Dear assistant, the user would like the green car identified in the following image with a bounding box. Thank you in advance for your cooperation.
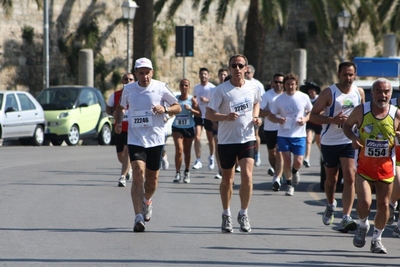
[37,86,112,146]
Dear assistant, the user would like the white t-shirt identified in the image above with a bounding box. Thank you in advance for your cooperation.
[120,79,177,148]
[193,82,216,119]
[260,89,282,131]
[271,91,313,138]
[208,80,261,144]
[320,84,362,145]
[250,78,265,97]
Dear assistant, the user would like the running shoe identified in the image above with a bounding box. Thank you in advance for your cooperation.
[322,201,336,225]
[118,175,126,187]
[161,155,169,170]
[133,214,145,232]
[235,166,241,173]
[208,156,215,170]
[393,226,400,237]
[214,172,222,179]
[387,203,396,225]
[142,200,153,222]
[126,168,132,180]
[292,172,300,187]
[173,172,181,183]
[392,226,400,237]
[272,177,281,191]
[303,159,310,168]
[221,215,233,233]
[285,185,294,196]
[339,216,357,233]
[183,171,190,183]
[237,213,251,232]
[192,160,202,169]
[267,167,275,176]
[353,224,369,248]
[370,239,387,254]
[254,152,261,167]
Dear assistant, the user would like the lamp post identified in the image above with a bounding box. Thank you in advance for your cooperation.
[337,9,351,62]
[121,1,138,72]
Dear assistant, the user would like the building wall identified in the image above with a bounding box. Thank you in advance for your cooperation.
[0,0,383,97]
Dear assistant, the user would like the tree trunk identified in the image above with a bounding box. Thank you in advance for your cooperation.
[243,0,265,80]
[133,0,153,72]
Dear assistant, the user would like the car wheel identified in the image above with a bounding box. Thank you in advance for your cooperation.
[98,124,112,145]
[31,125,44,146]
[66,124,80,146]
[51,139,64,146]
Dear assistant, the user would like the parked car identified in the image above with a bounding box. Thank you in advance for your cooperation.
[0,91,46,146]
[36,86,112,146]
[320,86,400,191]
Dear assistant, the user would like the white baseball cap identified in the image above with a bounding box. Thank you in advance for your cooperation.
[134,57,153,69]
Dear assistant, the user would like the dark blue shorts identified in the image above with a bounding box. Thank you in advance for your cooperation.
[321,143,355,168]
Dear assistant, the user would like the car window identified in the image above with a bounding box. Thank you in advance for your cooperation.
[0,94,3,110]
[17,93,36,111]
[5,93,19,112]
[79,89,97,106]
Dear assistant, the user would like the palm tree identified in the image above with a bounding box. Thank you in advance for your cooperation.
[133,0,154,72]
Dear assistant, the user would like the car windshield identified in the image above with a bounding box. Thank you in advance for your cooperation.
[37,88,79,110]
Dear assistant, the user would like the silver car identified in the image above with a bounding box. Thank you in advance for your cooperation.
[0,91,46,146]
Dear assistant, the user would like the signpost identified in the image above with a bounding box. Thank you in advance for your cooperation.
[175,26,194,78]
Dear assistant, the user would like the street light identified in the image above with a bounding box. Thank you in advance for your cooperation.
[121,0,139,72]
[337,9,351,62]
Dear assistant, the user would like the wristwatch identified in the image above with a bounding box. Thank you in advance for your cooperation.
[164,106,169,113]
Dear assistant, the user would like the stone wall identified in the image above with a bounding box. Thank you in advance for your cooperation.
[0,0,384,99]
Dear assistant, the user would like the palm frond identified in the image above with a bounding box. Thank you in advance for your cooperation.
[167,0,184,18]
[216,0,234,24]
[1,0,13,17]
[200,0,213,22]
[154,0,169,20]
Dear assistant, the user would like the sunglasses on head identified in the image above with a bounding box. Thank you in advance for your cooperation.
[231,64,245,69]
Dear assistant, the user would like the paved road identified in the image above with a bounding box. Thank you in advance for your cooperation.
[0,142,399,266]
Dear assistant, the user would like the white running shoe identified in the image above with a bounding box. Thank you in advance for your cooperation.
[235,166,241,173]
[215,172,222,179]
[193,160,202,169]
[254,152,261,167]
[173,172,181,183]
[208,156,215,170]
[161,155,169,170]
[118,176,126,187]
[183,172,190,183]
[126,168,132,181]
[285,185,294,196]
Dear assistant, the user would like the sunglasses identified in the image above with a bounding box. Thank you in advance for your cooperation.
[124,78,134,81]
[231,64,245,69]
[274,81,283,84]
